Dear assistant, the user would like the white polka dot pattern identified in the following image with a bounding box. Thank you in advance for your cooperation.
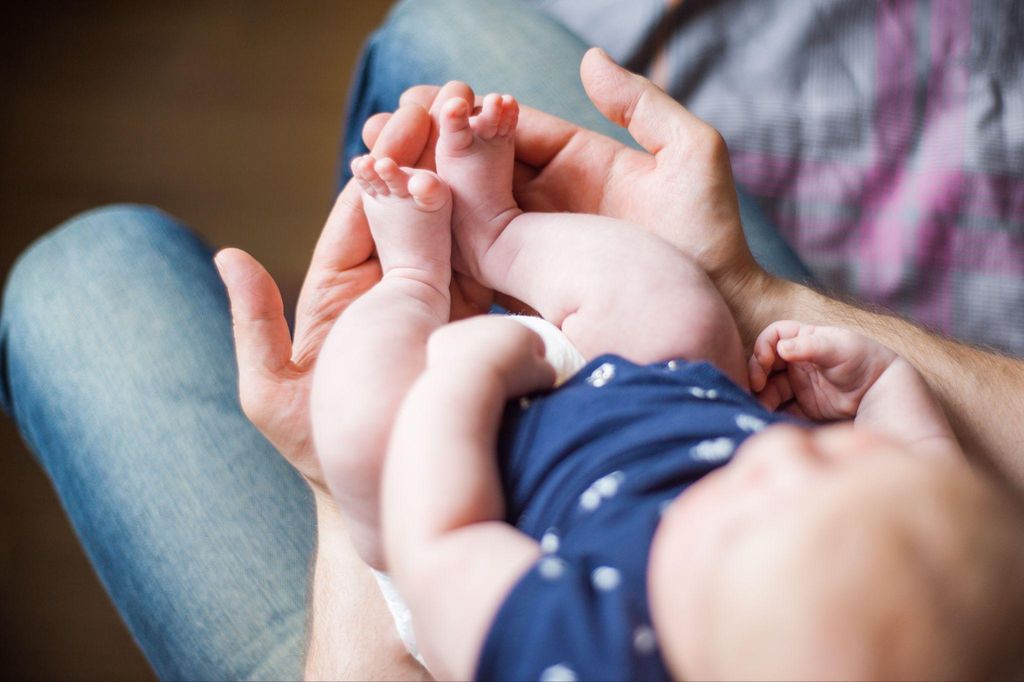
[539,556,567,580]
[540,663,578,682]
[735,413,766,432]
[691,437,735,462]
[541,529,560,554]
[591,566,621,591]
[579,488,602,511]
[578,471,625,512]
[586,362,616,387]
[688,386,718,399]
[633,625,657,655]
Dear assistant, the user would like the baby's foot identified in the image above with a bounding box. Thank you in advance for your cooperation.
[351,154,453,290]
[435,92,521,277]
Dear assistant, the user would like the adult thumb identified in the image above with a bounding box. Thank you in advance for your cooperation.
[214,248,293,385]
[580,47,707,156]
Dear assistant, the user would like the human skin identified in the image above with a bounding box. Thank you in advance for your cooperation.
[648,424,1024,681]
[381,315,969,680]
[216,102,442,681]
[315,87,745,570]
[311,146,454,571]
[749,321,958,457]
[219,49,1024,679]
[375,48,1024,498]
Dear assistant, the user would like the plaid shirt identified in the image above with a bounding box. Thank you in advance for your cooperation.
[529,0,1024,355]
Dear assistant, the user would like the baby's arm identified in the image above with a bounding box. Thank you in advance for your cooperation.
[750,321,959,457]
[382,317,555,679]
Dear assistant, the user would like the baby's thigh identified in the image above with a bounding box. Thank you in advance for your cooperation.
[564,223,742,371]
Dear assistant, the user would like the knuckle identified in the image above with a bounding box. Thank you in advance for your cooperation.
[697,127,729,162]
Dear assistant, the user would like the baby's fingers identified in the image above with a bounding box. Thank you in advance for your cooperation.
[776,328,850,368]
[756,372,795,412]
[750,320,803,390]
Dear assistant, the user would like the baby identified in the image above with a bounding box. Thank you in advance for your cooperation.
[312,89,1024,679]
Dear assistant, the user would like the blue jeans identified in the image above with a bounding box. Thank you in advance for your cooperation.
[0,2,811,680]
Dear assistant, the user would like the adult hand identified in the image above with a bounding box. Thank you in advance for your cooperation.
[362,81,532,316]
[369,48,770,313]
[215,104,448,494]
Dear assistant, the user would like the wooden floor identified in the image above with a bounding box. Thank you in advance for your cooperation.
[0,2,393,678]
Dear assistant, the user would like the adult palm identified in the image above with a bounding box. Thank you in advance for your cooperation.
[392,48,767,305]
[216,103,489,493]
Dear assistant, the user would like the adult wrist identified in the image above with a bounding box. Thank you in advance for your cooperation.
[715,264,797,348]
[312,487,347,537]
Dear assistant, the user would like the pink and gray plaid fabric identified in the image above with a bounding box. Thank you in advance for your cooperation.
[529,0,1024,355]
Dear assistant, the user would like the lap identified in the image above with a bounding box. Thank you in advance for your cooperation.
[1,205,313,680]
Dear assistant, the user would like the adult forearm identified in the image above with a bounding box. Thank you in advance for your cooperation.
[305,491,430,681]
[738,274,1024,492]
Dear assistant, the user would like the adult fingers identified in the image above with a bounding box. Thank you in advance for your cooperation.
[580,46,710,157]
[311,104,431,275]
[214,248,293,420]
[514,103,582,168]
[416,81,477,170]
[400,84,441,109]
[373,102,432,163]
[362,112,391,149]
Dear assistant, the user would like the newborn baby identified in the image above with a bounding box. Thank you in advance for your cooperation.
[312,88,1024,680]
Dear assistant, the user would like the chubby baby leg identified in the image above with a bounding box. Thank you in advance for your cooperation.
[311,154,452,570]
[431,87,745,386]
[435,91,521,280]
[528,216,749,388]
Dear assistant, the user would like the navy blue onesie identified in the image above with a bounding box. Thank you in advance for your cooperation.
[475,354,792,682]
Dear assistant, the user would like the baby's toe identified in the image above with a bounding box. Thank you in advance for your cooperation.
[407,171,451,212]
[439,97,474,152]
[375,157,410,198]
[356,155,389,195]
[351,155,377,196]
[473,93,503,141]
[497,95,519,137]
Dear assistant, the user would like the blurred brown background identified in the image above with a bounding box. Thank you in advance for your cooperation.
[0,1,394,678]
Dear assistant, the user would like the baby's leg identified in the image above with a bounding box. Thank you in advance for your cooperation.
[311,156,452,570]
[435,92,747,386]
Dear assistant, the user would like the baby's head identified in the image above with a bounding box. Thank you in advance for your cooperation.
[649,425,1024,680]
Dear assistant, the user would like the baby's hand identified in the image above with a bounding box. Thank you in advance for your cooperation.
[749,321,897,420]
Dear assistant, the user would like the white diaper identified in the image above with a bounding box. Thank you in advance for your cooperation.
[506,314,586,386]
[371,316,585,667]
[371,569,426,667]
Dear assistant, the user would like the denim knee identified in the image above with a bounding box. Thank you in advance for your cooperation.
[0,204,213,416]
